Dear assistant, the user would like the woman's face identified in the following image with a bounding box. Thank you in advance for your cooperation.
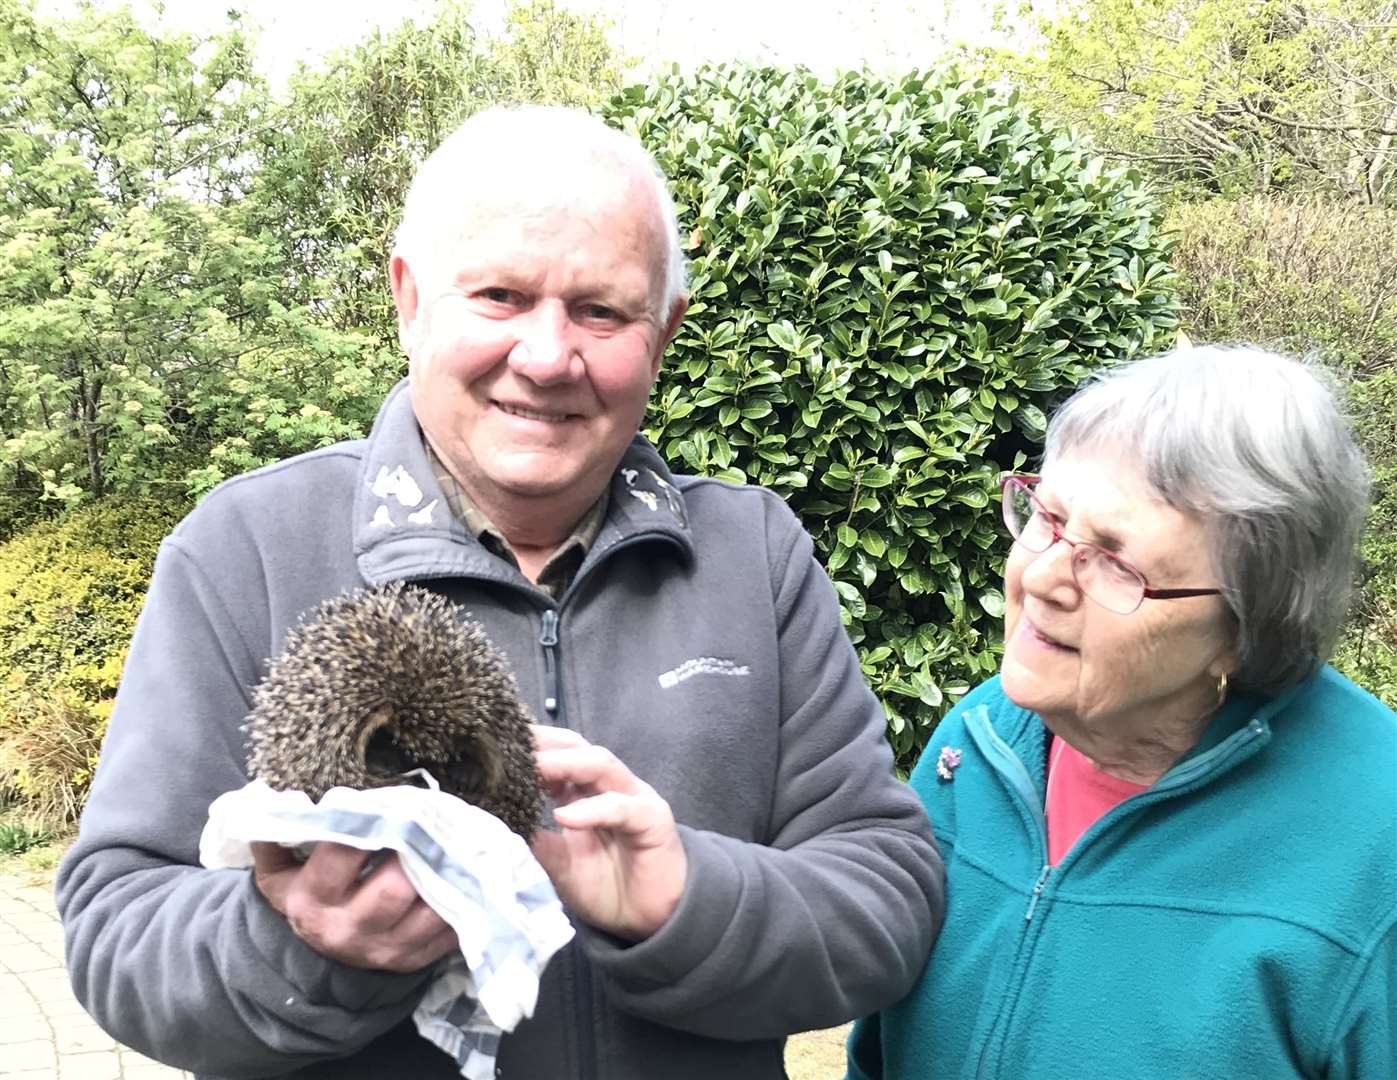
[1001,453,1238,750]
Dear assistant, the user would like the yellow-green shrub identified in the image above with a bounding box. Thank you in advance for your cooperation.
[1169,195,1397,706]
[1169,195,1397,376]
[0,496,185,825]
[1333,368,1397,704]
[0,691,109,827]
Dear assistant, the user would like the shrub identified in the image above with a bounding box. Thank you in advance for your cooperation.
[0,496,184,825]
[0,690,106,828]
[1170,195,1397,706]
[604,67,1179,763]
[1169,195,1397,376]
[1333,367,1397,704]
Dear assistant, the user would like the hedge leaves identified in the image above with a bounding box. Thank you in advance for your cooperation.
[606,67,1178,762]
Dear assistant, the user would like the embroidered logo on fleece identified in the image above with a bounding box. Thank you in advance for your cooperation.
[366,464,437,529]
[657,657,751,689]
[620,467,686,527]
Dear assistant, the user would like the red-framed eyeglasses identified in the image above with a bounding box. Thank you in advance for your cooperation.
[1000,474,1222,615]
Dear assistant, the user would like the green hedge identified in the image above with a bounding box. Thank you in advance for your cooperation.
[0,496,185,825]
[1332,367,1397,704]
[1169,196,1397,375]
[605,67,1179,762]
[1170,195,1397,706]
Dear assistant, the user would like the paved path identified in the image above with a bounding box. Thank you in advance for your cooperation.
[0,871,188,1080]
[3,867,848,1078]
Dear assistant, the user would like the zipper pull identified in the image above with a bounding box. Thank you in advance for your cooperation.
[539,609,560,716]
[1025,864,1051,922]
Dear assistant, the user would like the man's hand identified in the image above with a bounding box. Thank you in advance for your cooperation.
[251,842,457,972]
[530,725,688,941]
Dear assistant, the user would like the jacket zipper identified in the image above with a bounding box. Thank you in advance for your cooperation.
[562,531,685,597]
[538,608,561,722]
[421,541,682,1080]
[1024,864,1052,922]
[967,709,1269,1080]
[969,711,1053,914]
[966,710,1052,1080]
[534,605,596,1080]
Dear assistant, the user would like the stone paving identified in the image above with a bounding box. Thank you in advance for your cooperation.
[2,867,847,1078]
[0,871,188,1080]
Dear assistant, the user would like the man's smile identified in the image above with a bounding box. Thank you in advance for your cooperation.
[494,401,578,423]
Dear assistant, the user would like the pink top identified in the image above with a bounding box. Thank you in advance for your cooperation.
[1045,736,1149,866]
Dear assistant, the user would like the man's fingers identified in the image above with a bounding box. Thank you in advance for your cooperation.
[536,745,641,794]
[529,827,569,870]
[389,900,455,953]
[250,841,300,874]
[389,923,460,974]
[531,723,588,751]
[260,841,371,907]
[349,853,423,933]
[250,842,301,913]
[551,790,663,836]
[315,901,456,973]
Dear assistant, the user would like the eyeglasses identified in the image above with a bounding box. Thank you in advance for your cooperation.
[1000,475,1222,615]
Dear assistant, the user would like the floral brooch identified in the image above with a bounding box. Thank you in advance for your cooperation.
[935,746,963,781]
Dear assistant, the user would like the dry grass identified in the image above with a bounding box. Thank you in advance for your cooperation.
[0,690,105,829]
[786,1024,851,1080]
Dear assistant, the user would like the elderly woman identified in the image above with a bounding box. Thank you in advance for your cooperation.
[848,345,1396,1079]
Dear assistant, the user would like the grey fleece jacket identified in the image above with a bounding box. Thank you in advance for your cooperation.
[56,381,944,1080]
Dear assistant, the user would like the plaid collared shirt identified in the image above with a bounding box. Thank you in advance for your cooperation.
[426,442,607,600]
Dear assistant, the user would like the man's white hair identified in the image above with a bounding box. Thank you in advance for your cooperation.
[394,104,688,309]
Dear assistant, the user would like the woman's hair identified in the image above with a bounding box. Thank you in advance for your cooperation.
[1043,344,1370,695]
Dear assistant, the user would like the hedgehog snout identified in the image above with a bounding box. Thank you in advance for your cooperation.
[443,729,507,797]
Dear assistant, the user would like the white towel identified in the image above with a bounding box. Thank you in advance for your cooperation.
[199,778,574,1079]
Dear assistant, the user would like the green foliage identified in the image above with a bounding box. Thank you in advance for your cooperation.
[486,0,626,109]
[0,496,183,825]
[0,0,626,507]
[1333,367,1397,704]
[1169,194,1397,704]
[0,496,184,690]
[993,0,1397,204]
[0,0,371,504]
[0,820,53,857]
[605,66,1179,761]
[1169,195,1397,373]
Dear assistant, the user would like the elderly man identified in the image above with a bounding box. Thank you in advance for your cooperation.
[56,106,943,1079]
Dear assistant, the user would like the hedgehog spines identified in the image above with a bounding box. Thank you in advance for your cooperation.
[245,582,543,837]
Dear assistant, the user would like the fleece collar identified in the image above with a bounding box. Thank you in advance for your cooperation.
[352,379,693,589]
[964,673,1305,800]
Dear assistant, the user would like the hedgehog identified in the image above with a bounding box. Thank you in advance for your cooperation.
[245,582,543,838]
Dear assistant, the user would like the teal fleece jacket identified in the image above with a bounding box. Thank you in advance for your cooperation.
[849,668,1397,1079]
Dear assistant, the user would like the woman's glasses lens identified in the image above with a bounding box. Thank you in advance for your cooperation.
[1001,477,1144,614]
[1005,482,1050,550]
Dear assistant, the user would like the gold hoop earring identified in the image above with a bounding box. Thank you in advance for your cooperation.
[1216,671,1229,708]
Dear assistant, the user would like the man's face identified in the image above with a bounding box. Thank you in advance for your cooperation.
[393,179,681,516]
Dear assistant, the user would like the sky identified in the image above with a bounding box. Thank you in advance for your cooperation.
[37,0,1011,87]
